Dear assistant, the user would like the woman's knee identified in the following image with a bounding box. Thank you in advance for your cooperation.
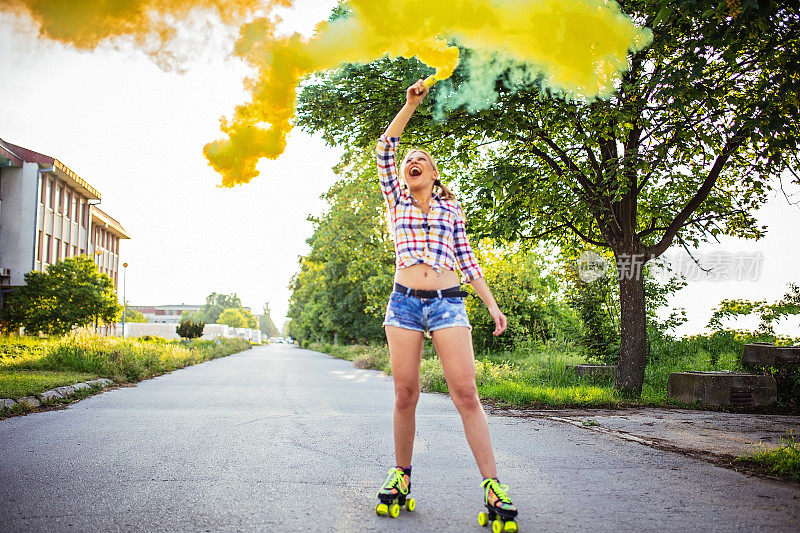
[449,386,481,411]
[395,384,420,410]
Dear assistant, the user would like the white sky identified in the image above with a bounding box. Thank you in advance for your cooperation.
[1,2,797,336]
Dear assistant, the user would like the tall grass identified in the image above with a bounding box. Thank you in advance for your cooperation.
[310,330,786,409]
[1,335,251,387]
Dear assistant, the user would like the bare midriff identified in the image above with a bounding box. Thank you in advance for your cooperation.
[394,263,461,290]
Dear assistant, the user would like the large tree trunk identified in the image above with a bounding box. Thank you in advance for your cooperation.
[613,253,648,396]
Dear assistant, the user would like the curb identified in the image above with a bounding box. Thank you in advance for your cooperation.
[0,378,115,413]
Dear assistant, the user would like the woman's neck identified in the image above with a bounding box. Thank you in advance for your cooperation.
[410,188,433,210]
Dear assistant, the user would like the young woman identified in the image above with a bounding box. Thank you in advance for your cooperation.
[374,79,519,531]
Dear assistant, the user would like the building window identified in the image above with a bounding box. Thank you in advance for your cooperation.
[55,238,61,261]
[45,236,52,265]
[62,241,68,258]
[72,196,78,222]
[73,245,77,256]
[56,185,62,214]
[40,176,46,205]
[65,191,72,219]
[37,231,43,262]
[47,179,54,210]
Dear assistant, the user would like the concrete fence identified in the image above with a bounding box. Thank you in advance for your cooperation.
[100,322,262,343]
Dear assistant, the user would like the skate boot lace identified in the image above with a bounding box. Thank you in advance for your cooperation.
[481,478,516,511]
[378,467,409,497]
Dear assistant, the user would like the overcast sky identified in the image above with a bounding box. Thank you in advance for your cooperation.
[1,1,797,336]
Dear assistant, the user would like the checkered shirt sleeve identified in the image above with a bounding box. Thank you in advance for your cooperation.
[376,134,401,207]
[453,205,483,282]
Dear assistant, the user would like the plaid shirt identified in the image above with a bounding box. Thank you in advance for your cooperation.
[376,134,483,282]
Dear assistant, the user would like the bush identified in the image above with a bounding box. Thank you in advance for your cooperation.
[177,320,205,339]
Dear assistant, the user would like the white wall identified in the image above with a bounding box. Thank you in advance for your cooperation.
[0,162,38,286]
[121,322,262,343]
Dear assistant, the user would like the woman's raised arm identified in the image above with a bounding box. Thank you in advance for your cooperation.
[384,79,429,138]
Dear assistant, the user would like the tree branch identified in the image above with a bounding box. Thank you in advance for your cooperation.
[646,131,746,257]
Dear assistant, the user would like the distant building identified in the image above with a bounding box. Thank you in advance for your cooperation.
[0,138,130,305]
[130,304,203,324]
[129,304,254,324]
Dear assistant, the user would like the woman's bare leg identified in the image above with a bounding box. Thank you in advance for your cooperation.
[385,326,424,468]
[431,326,497,478]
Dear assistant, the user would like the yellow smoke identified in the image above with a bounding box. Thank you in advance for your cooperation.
[2,0,652,187]
[205,0,651,186]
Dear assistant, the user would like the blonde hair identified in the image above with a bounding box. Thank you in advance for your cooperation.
[401,149,456,201]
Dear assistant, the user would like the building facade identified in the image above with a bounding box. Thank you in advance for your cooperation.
[130,305,204,324]
[0,138,129,304]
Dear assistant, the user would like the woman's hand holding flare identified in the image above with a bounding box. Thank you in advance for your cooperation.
[385,79,429,137]
[406,79,429,107]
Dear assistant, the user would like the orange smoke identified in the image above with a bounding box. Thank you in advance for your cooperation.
[0,0,287,49]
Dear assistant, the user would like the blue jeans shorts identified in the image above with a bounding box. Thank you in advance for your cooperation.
[382,289,471,334]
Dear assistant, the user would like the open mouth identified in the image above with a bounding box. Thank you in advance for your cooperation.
[409,167,422,177]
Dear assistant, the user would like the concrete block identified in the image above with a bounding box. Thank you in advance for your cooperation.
[743,343,800,366]
[54,385,77,396]
[38,390,64,401]
[17,397,41,408]
[71,382,91,392]
[567,365,616,379]
[667,371,777,407]
[1,398,18,409]
[86,378,113,388]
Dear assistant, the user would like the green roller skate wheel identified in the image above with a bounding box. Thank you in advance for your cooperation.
[504,520,518,533]
[405,498,416,512]
[389,502,401,518]
[376,503,388,516]
[492,519,504,533]
[478,512,489,527]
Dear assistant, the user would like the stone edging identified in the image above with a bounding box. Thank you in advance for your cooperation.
[1,378,114,411]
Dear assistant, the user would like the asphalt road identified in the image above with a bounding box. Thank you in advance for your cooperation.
[1,344,798,532]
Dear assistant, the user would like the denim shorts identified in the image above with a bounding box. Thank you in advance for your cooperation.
[382,290,471,333]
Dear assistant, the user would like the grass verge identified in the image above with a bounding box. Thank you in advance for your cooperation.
[0,335,252,400]
[310,331,775,409]
[737,434,800,482]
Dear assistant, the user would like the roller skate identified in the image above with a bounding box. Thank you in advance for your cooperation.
[478,477,518,533]
[375,467,415,518]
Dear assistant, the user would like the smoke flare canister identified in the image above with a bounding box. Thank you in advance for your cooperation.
[422,75,437,88]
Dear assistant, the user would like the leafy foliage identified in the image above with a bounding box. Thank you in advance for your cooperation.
[708,283,800,336]
[258,302,280,337]
[117,306,147,323]
[295,0,800,394]
[176,319,205,339]
[181,292,256,327]
[467,244,580,353]
[2,256,120,335]
[288,155,396,343]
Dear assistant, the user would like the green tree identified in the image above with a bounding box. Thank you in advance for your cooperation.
[288,156,395,343]
[218,308,248,328]
[708,283,800,337]
[176,319,205,339]
[296,0,800,395]
[258,302,280,337]
[467,243,580,353]
[117,306,147,323]
[201,292,244,324]
[3,255,120,335]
